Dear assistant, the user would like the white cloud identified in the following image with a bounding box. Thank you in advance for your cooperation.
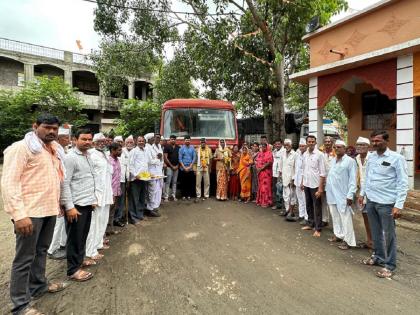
[0,0,383,55]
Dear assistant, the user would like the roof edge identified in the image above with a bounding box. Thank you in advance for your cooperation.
[302,0,398,42]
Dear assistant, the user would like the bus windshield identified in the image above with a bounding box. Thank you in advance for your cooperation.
[163,108,236,139]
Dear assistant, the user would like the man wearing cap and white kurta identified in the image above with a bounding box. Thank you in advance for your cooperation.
[294,138,307,224]
[355,136,373,249]
[86,133,114,260]
[47,127,70,260]
[145,133,163,217]
[280,139,298,221]
[326,140,357,250]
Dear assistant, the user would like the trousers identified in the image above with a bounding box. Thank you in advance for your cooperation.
[304,186,323,232]
[164,168,179,199]
[365,200,397,271]
[128,180,147,223]
[66,205,93,276]
[196,171,210,198]
[10,216,56,314]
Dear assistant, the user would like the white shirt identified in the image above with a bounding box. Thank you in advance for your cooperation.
[146,143,164,176]
[128,146,149,181]
[280,149,297,186]
[294,150,305,185]
[355,152,370,190]
[323,150,336,175]
[302,148,327,189]
[272,147,285,177]
[119,147,130,183]
[89,148,114,206]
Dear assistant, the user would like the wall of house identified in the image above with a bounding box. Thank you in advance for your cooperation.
[0,57,24,86]
[338,83,396,149]
[309,0,420,68]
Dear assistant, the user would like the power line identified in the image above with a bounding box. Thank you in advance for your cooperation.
[81,0,241,16]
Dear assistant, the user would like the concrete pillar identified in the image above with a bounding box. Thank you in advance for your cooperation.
[64,69,73,87]
[128,81,135,99]
[308,77,324,143]
[141,85,147,100]
[24,63,34,83]
[64,51,73,63]
[396,54,415,189]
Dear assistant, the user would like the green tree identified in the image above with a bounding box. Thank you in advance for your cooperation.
[154,52,198,105]
[115,99,161,136]
[0,76,88,152]
[92,0,347,140]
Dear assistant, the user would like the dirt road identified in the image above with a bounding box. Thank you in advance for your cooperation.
[1,198,420,314]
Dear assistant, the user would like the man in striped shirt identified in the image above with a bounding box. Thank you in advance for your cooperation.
[1,114,67,315]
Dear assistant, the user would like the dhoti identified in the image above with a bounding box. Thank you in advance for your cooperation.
[283,185,296,210]
[296,186,307,220]
[47,215,67,254]
[147,178,163,210]
[86,204,110,258]
[329,204,356,247]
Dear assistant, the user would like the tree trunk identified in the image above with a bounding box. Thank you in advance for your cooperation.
[262,95,273,142]
[271,59,286,141]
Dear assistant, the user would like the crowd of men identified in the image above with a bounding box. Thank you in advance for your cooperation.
[0,113,409,315]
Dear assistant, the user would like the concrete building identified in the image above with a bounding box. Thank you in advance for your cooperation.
[291,0,420,189]
[0,37,153,132]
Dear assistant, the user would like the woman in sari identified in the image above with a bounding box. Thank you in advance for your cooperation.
[251,142,260,201]
[214,139,231,200]
[228,144,241,200]
[238,144,253,203]
[255,143,273,208]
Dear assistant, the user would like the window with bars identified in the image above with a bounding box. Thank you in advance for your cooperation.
[362,90,396,130]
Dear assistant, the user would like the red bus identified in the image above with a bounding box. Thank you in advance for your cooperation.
[160,99,238,150]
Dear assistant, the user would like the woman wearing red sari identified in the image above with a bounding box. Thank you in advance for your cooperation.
[228,144,241,200]
[256,143,273,208]
[238,144,253,203]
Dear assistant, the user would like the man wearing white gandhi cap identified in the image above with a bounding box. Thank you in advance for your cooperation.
[325,139,357,250]
[86,132,114,261]
[355,136,373,249]
[47,127,71,260]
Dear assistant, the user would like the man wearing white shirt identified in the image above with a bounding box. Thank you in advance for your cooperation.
[271,140,284,210]
[294,138,307,224]
[145,133,163,216]
[128,136,149,224]
[280,139,298,221]
[326,140,357,250]
[300,134,326,237]
[86,133,114,261]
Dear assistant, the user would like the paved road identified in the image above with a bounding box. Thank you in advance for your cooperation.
[1,198,420,314]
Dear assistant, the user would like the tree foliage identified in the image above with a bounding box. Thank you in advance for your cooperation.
[92,0,348,140]
[115,99,161,136]
[154,52,198,105]
[0,76,88,152]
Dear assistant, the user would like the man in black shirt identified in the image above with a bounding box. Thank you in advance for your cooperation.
[163,135,180,201]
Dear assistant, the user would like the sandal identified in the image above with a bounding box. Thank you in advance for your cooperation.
[376,268,393,279]
[21,307,45,315]
[91,254,104,261]
[48,282,68,293]
[362,257,377,266]
[103,238,110,245]
[301,226,312,231]
[69,269,93,282]
[82,259,97,267]
[328,236,342,242]
[338,243,350,250]
[100,244,110,250]
[312,231,321,238]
